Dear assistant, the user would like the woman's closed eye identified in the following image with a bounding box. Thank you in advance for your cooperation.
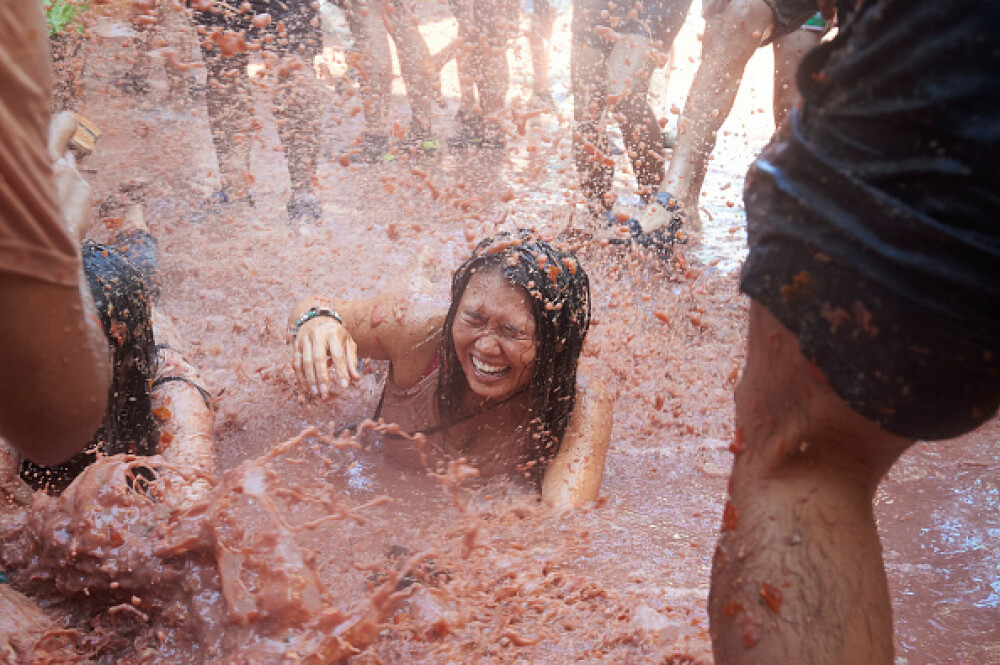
[500,324,530,341]
[462,310,488,327]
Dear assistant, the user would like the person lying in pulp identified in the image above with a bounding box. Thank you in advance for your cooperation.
[0,211,215,508]
[288,230,613,508]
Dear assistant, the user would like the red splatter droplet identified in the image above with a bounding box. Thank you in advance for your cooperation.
[741,616,759,647]
[722,601,743,617]
[108,321,128,345]
[152,406,172,420]
[729,427,745,454]
[722,500,740,531]
[760,582,782,613]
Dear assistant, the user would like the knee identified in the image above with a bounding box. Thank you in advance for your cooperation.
[610,91,652,126]
[734,306,913,488]
[703,0,772,60]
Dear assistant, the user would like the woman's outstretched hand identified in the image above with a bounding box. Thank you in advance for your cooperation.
[292,317,361,399]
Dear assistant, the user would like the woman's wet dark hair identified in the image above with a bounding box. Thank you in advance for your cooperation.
[437,229,591,480]
[20,242,158,492]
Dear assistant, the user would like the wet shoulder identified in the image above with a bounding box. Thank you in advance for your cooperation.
[382,280,449,389]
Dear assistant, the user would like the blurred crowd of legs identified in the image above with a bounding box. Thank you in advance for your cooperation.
[101,0,832,228]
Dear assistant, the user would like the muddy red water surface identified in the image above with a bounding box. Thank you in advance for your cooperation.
[2,2,996,663]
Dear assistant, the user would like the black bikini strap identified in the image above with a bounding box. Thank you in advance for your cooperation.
[151,375,214,411]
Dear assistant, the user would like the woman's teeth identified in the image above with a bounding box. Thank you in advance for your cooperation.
[472,356,508,375]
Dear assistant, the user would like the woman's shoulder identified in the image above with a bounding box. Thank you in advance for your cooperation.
[373,278,449,388]
[394,276,450,332]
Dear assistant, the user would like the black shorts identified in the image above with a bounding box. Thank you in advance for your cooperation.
[740,0,1000,440]
[761,0,819,42]
[573,0,692,46]
[702,0,819,44]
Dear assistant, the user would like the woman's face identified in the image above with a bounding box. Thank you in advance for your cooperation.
[451,269,537,401]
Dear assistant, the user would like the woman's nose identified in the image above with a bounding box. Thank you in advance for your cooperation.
[474,331,502,353]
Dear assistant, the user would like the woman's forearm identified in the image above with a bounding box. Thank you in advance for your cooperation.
[541,373,613,508]
[152,348,215,478]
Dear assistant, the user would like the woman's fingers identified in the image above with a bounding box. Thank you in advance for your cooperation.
[326,331,351,390]
[300,335,318,395]
[292,337,306,384]
[346,337,362,382]
[292,319,360,398]
[313,332,332,398]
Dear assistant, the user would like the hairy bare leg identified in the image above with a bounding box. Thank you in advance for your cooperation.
[383,0,436,136]
[468,1,514,140]
[477,44,510,125]
[529,3,555,98]
[201,51,253,199]
[710,302,913,664]
[571,40,613,212]
[344,2,392,138]
[606,35,664,200]
[272,56,321,196]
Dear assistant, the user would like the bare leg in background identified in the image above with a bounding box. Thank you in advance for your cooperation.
[528,0,555,105]
[271,53,323,217]
[200,49,253,202]
[343,0,393,145]
[572,33,663,213]
[382,0,436,140]
[656,0,773,232]
[608,38,665,201]
[447,0,480,143]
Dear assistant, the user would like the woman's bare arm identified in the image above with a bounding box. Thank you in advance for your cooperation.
[150,311,215,508]
[288,284,447,397]
[541,367,613,508]
[151,347,215,508]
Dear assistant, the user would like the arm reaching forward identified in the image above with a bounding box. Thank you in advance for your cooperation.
[288,284,446,398]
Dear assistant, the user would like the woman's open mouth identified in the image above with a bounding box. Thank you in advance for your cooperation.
[470,355,510,379]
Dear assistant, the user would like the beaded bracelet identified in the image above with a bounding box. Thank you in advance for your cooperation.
[292,306,343,336]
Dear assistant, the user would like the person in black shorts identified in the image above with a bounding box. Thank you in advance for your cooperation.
[570,0,691,218]
[191,0,325,222]
[708,1,1000,661]
[2,193,215,508]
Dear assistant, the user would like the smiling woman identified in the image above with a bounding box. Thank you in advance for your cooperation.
[287,230,613,507]
[450,270,537,402]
